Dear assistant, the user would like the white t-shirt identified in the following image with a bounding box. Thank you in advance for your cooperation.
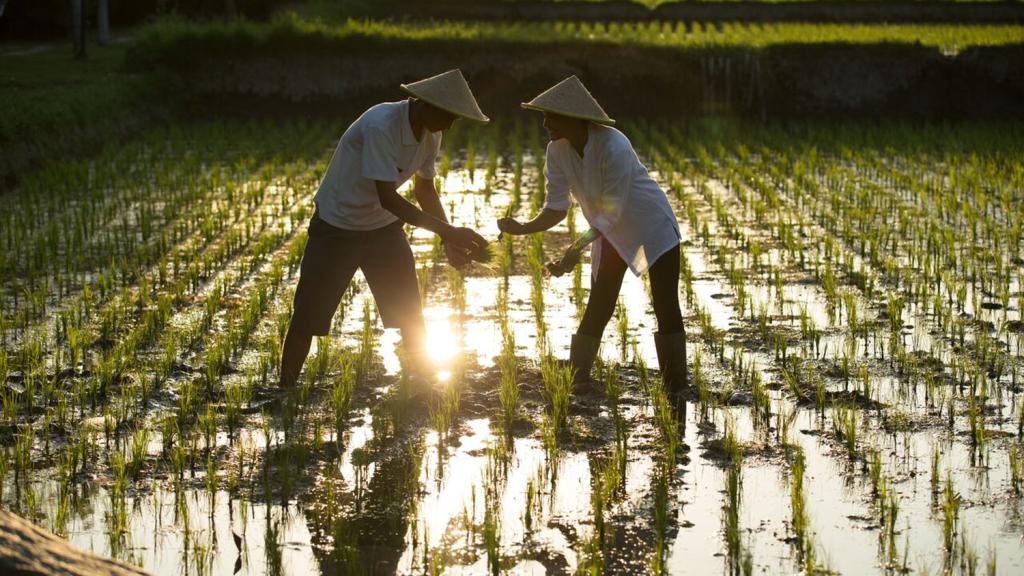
[313,100,441,231]
[543,124,680,276]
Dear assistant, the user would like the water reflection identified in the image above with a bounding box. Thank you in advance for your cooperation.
[17,145,1024,576]
[424,308,460,365]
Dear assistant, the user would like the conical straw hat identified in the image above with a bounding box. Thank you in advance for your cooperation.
[401,69,490,124]
[521,76,615,126]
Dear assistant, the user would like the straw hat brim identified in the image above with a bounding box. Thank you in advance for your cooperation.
[520,102,616,126]
[401,85,490,124]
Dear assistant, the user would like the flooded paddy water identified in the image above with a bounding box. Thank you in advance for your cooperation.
[0,118,1022,575]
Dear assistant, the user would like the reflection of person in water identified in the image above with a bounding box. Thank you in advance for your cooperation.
[278,70,489,394]
[499,76,688,401]
[310,440,424,572]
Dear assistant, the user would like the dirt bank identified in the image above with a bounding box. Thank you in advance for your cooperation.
[0,511,150,576]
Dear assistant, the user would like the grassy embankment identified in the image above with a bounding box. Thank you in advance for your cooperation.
[132,13,1024,54]
[5,12,1024,186]
[0,41,165,188]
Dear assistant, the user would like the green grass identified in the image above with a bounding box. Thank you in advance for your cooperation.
[0,41,160,183]
[0,43,130,135]
[298,0,1020,13]
[127,13,1024,72]
[6,12,1020,182]
[394,18,1024,51]
[514,0,1008,3]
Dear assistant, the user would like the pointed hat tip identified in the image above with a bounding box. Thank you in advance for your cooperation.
[400,69,489,123]
[520,75,615,126]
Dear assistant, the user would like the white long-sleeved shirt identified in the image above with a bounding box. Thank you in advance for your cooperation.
[543,124,680,276]
[314,100,441,231]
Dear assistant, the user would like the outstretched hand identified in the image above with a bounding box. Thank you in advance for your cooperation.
[546,247,582,277]
[496,217,527,236]
[545,227,599,277]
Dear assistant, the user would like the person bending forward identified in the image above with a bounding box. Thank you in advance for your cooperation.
[280,70,489,389]
[498,76,688,398]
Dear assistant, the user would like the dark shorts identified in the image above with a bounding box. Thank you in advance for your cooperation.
[290,213,423,336]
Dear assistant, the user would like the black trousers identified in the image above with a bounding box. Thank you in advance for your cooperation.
[577,237,684,337]
[290,213,422,336]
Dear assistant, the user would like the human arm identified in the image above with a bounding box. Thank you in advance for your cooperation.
[412,174,446,223]
[412,175,472,268]
[497,208,567,236]
[546,227,600,277]
[363,124,485,253]
[375,180,485,252]
[497,144,570,235]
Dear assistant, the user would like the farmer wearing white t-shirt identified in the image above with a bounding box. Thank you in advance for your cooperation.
[498,76,688,399]
[280,70,490,389]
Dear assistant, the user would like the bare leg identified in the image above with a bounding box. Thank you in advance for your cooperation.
[401,323,427,363]
[395,315,432,387]
[279,326,313,388]
[360,222,429,379]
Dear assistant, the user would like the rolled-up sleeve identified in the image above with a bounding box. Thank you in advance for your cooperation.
[543,146,571,211]
[361,125,399,182]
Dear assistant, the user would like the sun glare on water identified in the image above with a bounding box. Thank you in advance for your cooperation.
[424,307,460,364]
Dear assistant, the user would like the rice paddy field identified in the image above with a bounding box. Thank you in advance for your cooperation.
[149,15,1024,53]
[1,112,1022,575]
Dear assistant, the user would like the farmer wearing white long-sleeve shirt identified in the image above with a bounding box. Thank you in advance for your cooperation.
[498,76,688,398]
[280,70,490,390]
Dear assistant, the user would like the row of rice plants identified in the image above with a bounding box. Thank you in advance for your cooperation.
[636,119,1019,570]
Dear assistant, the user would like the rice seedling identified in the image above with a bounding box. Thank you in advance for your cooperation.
[615,300,629,361]
[881,491,900,568]
[498,329,518,431]
[581,442,627,573]
[967,392,986,451]
[128,425,150,480]
[0,449,8,506]
[943,474,961,559]
[264,514,283,576]
[721,418,748,576]
[858,364,873,406]
[649,465,671,575]
[789,449,812,561]
[479,442,505,575]
[693,351,713,423]
[356,299,376,383]
[540,356,573,456]
[777,405,797,450]
[307,336,334,386]
[749,365,771,432]
[429,375,461,442]
[527,234,548,347]
[330,354,355,445]
[482,500,500,575]
[987,544,998,576]
[1010,447,1022,496]
[3,98,1024,574]
[447,267,466,317]
[202,448,219,500]
[832,401,859,459]
[224,380,248,438]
